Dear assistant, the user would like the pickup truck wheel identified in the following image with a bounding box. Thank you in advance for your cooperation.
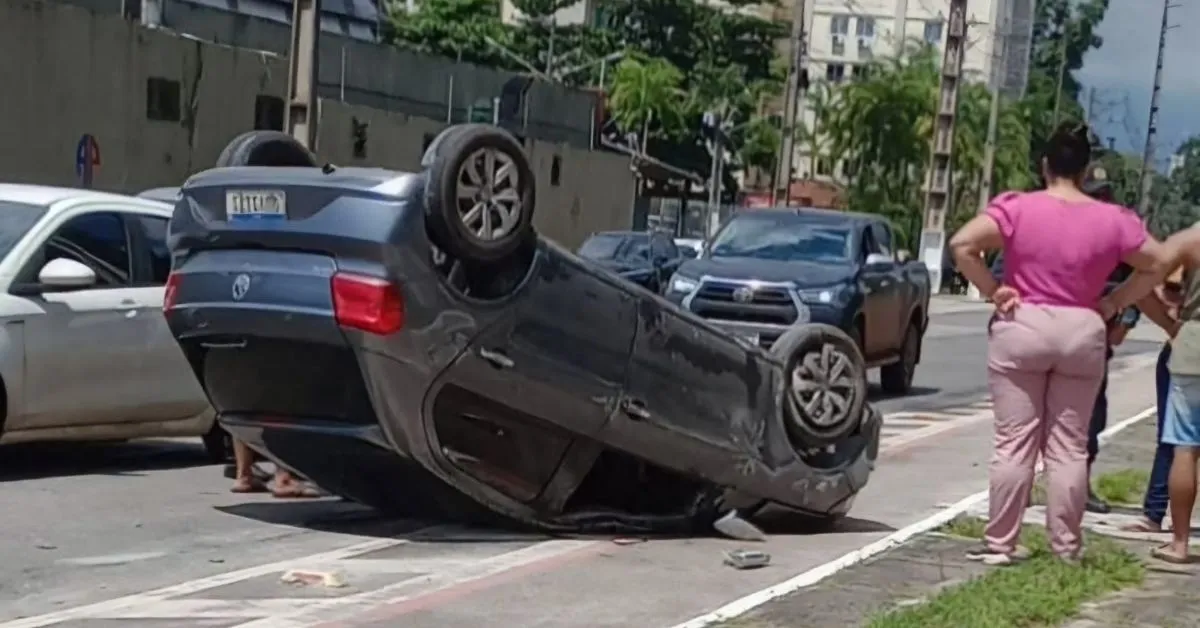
[880,320,919,395]
[424,125,536,263]
[215,131,318,167]
[771,323,867,448]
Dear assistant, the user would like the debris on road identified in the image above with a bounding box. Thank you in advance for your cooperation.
[281,569,348,588]
[612,537,646,546]
[723,549,771,570]
[713,510,767,542]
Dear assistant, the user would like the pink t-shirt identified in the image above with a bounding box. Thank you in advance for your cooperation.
[986,190,1148,309]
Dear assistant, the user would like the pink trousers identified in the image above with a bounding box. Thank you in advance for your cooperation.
[986,304,1107,558]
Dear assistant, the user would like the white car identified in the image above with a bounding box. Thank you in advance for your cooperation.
[0,184,223,458]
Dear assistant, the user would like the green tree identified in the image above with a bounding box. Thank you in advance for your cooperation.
[383,0,514,67]
[606,54,687,146]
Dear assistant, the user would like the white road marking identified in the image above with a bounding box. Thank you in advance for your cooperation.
[671,405,1158,628]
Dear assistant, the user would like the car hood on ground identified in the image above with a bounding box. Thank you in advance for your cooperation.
[676,256,855,287]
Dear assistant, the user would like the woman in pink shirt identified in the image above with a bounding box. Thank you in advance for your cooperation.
[949,123,1171,564]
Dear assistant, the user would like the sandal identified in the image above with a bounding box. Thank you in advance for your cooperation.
[272,483,322,499]
[1150,544,1192,564]
[231,478,268,494]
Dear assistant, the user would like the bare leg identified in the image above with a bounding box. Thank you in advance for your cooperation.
[272,468,320,499]
[231,439,266,493]
[1159,446,1199,561]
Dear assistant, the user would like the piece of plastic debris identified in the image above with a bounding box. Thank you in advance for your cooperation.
[612,537,646,546]
[723,549,771,570]
[713,510,767,542]
[35,543,56,550]
[281,569,347,588]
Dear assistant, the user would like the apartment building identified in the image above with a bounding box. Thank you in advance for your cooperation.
[792,0,1033,182]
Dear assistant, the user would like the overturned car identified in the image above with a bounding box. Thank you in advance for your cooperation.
[163,124,881,533]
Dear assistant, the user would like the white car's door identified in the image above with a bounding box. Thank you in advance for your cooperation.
[9,210,151,429]
[124,211,209,419]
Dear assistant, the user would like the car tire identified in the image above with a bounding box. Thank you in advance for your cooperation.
[215,131,318,168]
[202,423,233,463]
[771,323,868,448]
[423,124,536,263]
[880,319,920,395]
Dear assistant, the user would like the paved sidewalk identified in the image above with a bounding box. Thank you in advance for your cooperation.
[702,366,1167,628]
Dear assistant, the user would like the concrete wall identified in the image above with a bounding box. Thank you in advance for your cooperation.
[1,0,635,248]
[53,0,599,148]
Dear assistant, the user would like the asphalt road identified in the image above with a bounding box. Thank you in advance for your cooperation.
[0,307,1163,625]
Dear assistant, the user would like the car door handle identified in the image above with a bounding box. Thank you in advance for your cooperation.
[621,398,652,421]
[478,348,514,369]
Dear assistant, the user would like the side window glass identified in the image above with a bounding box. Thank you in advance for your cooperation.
[134,215,171,284]
[860,230,879,260]
[36,213,131,287]
[871,223,893,256]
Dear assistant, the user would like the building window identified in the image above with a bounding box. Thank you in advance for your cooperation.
[253,95,284,131]
[550,155,562,186]
[816,158,832,177]
[830,15,850,35]
[923,20,943,44]
[145,77,181,122]
[851,64,870,81]
[842,160,858,178]
[855,17,875,38]
[825,63,846,83]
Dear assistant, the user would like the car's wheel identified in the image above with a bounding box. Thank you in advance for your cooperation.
[880,319,920,395]
[216,131,318,168]
[771,323,867,448]
[423,124,536,263]
[201,423,233,463]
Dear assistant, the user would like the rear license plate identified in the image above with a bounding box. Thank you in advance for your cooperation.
[226,189,286,222]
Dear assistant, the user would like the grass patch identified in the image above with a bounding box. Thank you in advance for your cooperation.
[940,515,987,540]
[1094,468,1150,506]
[867,524,1144,628]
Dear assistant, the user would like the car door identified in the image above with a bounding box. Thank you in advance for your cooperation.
[868,222,904,350]
[857,227,894,358]
[126,211,210,419]
[607,294,776,481]
[8,210,150,430]
[448,250,638,438]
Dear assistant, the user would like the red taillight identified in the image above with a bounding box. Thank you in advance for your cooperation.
[163,272,182,313]
[331,273,404,335]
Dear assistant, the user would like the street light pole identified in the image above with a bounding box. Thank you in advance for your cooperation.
[286,0,321,150]
[773,0,811,206]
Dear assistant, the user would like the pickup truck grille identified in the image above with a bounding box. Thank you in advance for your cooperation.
[689,280,798,325]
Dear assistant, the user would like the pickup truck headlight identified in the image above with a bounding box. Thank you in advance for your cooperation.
[668,274,699,294]
[797,285,846,304]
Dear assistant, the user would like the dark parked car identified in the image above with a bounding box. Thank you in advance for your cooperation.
[577,230,685,292]
[665,208,931,394]
[163,125,881,533]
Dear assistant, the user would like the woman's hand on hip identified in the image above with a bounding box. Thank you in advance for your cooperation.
[992,285,1020,314]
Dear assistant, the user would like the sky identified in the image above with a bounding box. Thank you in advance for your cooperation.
[1076,0,1200,163]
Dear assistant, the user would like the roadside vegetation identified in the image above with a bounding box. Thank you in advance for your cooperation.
[1093,468,1151,506]
[870,516,1144,628]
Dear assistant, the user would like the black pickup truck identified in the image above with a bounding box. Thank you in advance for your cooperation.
[664,208,932,394]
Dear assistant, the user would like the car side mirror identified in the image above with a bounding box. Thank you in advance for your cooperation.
[652,254,669,268]
[865,253,893,267]
[39,258,96,290]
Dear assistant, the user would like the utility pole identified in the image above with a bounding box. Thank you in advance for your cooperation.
[1083,86,1096,123]
[773,0,811,206]
[1050,13,1069,127]
[705,111,726,238]
[285,0,321,150]
[966,17,1005,301]
[920,0,968,295]
[1137,0,1176,215]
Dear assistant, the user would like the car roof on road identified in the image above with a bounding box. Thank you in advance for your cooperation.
[0,184,163,208]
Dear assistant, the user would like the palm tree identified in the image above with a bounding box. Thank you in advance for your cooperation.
[606,55,686,150]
